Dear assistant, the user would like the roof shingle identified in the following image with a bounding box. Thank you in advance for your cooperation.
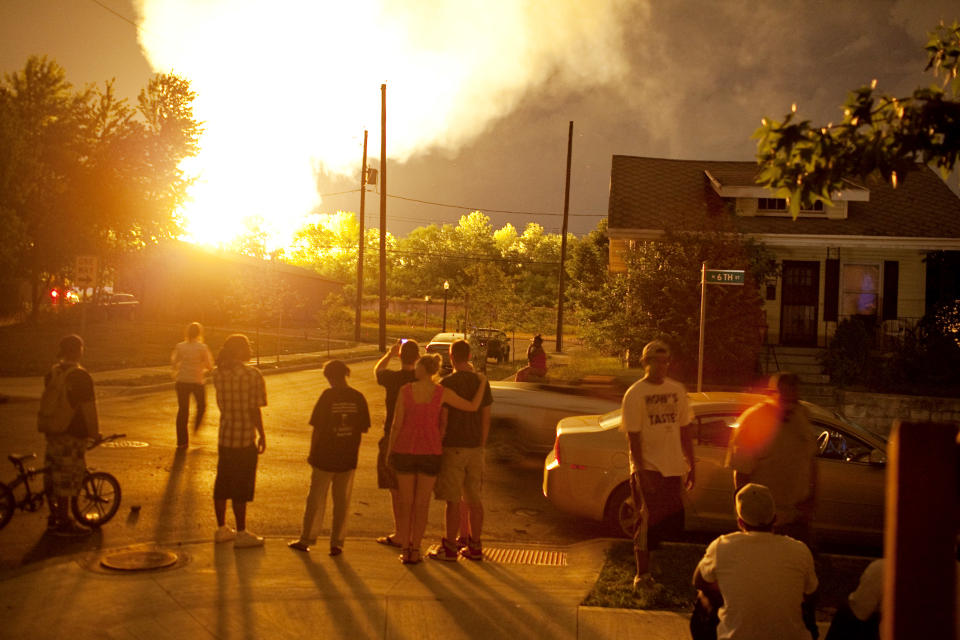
[607,155,960,238]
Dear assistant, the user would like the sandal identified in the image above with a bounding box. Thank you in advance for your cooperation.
[407,548,422,564]
[377,534,403,548]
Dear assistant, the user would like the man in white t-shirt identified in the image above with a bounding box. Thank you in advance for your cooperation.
[693,483,819,640]
[619,339,695,589]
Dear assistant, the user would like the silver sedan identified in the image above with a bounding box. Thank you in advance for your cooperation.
[543,392,888,546]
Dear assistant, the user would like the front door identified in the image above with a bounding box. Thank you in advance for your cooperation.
[780,260,820,346]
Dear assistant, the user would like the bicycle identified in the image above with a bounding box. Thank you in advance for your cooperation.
[0,433,125,532]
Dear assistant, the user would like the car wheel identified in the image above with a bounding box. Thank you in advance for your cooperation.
[603,483,636,538]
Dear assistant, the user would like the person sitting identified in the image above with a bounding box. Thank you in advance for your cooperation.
[514,334,547,382]
[691,483,819,640]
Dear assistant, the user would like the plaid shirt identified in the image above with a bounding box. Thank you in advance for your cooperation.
[213,364,266,448]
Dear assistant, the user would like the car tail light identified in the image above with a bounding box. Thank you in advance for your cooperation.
[553,435,561,465]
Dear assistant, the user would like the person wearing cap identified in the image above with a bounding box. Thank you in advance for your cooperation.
[288,360,370,555]
[692,483,819,640]
[619,339,696,589]
[374,338,420,547]
[725,372,819,545]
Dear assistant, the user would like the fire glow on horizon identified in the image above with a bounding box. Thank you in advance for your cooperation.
[134,0,632,249]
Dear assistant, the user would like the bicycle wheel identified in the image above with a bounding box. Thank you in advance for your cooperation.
[0,482,14,531]
[71,471,121,527]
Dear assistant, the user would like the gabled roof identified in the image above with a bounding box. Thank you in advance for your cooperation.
[607,155,960,240]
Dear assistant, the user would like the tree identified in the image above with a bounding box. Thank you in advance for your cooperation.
[315,293,352,354]
[754,22,960,216]
[0,56,201,318]
[578,221,776,384]
[288,210,362,282]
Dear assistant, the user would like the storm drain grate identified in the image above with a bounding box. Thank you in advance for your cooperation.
[484,548,567,566]
[101,439,149,448]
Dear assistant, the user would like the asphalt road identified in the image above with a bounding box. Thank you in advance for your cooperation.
[0,359,608,571]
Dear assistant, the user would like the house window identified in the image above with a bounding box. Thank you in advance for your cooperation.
[757,198,824,212]
[842,264,880,316]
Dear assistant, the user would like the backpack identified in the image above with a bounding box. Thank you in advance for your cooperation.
[37,363,79,434]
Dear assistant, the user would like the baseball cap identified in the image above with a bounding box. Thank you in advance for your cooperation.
[735,483,776,527]
[641,340,670,361]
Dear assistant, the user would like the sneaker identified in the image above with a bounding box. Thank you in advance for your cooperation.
[427,538,460,562]
[329,546,343,557]
[632,573,656,593]
[234,529,265,548]
[287,540,310,552]
[214,525,237,543]
[459,538,483,561]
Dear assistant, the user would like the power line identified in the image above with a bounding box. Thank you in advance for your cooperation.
[319,188,606,218]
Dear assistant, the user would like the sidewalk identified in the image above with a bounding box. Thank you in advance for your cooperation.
[0,537,692,640]
[0,343,383,402]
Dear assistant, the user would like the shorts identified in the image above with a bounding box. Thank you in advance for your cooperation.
[377,434,398,490]
[630,469,684,552]
[214,445,259,502]
[44,434,87,497]
[389,452,442,476]
[434,447,484,503]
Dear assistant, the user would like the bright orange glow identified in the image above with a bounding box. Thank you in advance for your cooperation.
[134,0,631,250]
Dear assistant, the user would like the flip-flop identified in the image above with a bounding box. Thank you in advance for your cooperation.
[376,534,402,548]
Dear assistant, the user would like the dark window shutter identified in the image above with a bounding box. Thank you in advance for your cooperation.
[824,259,839,322]
[883,261,899,321]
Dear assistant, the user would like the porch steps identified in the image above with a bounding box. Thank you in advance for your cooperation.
[763,346,838,409]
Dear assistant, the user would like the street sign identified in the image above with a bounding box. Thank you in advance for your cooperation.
[75,255,98,287]
[705,269,745,285]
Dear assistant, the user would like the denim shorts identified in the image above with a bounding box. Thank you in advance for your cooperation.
[389,452,442,476]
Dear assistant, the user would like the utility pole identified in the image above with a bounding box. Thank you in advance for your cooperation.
[555,121,573,353]
[355,130,368,342]
[378,84,387,352]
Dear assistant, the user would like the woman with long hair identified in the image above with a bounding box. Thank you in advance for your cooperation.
[171,322,214,448]
[386,354,487,564]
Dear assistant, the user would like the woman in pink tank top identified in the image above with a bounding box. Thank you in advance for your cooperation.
[387,354,488,564]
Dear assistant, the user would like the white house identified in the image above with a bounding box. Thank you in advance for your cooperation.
[606,155,960,348]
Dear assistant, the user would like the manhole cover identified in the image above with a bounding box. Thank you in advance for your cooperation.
[101,439,149,448]
[485,547,567,566]
[101,549,179,571]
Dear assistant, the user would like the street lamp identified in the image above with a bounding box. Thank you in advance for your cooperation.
[442,281,450,332]
[424,295,430,328]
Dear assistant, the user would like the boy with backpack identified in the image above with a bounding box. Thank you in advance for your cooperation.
[38,334,99,536]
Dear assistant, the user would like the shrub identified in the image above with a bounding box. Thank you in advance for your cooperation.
[822,317,875,387]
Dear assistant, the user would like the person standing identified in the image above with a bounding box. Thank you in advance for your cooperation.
[692,483,819,640]
[288,360,370,556]
[39,334,99,536]
[619,339,695,589]
[374,338,419,547]
[386,354,488,564]
[171,322,214,448]
[726,372,819,545]
[212,334,267,548]
[427,339,493,562]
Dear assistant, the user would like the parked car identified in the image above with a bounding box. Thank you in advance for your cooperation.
[426,332,463,371]
[473,328,510,363]
[543,392,887,546]
[101,292,140,320]
[489,381,622,459]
